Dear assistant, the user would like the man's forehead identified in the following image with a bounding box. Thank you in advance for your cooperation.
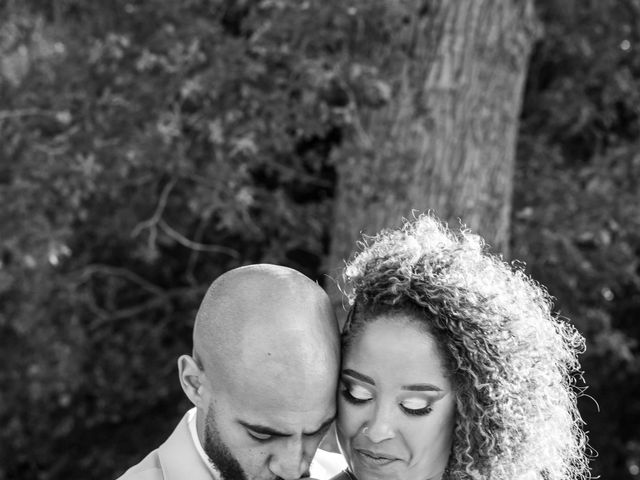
[203,320,339,407]
[217,365,336,425]
[227,366,335,405]
[221,318,336,374]
[202,294,331,358]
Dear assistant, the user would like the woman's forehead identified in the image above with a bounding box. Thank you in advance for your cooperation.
[343,316,450,383]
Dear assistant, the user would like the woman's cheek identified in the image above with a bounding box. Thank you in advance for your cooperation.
[338,400,367,439]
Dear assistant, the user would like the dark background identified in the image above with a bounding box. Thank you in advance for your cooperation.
[1,1,639,479]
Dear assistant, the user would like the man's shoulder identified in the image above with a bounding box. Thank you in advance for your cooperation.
[116,409,212,480]
[116,449,164,480]
[310,449,348,480]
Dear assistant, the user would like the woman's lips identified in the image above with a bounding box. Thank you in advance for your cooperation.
[355,448,400,466]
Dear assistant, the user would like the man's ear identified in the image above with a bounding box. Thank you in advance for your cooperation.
[178,354,206,407]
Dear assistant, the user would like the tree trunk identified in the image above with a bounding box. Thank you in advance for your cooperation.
[326,0,539,318]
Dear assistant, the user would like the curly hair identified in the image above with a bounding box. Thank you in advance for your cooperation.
[341,214,590,480]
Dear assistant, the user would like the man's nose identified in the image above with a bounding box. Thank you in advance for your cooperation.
[269,438,310,480]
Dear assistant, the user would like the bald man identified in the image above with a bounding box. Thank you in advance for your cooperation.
[117,264,346,480]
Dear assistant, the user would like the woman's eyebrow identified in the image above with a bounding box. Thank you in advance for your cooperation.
[401,384,443,392]
[342,368,375,385]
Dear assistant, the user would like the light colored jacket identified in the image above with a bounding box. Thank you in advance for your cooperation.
[116,411,212,480]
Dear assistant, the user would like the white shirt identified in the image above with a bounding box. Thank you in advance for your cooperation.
[310,448,348,479]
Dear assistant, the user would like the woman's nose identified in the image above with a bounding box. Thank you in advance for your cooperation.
[363,408,396,443]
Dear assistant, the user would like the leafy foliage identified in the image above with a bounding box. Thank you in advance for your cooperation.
[514,1,640,478]
[0,2,337,478]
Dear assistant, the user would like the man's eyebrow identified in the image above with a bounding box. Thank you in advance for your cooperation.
[401,384,443,392]
[342,368,375,385]
[238,421,290,437]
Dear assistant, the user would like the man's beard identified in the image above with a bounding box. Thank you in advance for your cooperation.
[203,408,249,480]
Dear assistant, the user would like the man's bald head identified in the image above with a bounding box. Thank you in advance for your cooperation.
[193,264,339,382]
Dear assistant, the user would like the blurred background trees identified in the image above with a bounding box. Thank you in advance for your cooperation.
[0,0,638,479]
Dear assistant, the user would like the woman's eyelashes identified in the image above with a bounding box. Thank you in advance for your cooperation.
[400,399,433,416]
[340,381,433,416]
[341,382,373,404]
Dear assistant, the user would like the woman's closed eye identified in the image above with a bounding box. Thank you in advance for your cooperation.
[400,397,432,416]
[341,382,373,404]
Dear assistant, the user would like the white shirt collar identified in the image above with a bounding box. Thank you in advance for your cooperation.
[187,408,222,480]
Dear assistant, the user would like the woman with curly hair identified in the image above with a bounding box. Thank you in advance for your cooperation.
[329,214,590,480]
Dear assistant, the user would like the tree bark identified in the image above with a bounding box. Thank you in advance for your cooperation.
[326,0,539,317]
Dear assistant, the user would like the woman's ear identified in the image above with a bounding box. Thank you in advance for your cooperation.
[178,354,206,407]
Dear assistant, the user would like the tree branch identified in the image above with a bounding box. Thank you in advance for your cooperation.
[0,108,60,120]
[74,264,165,297]
[159,219,239,258]
[131,179,176,238]
[87,285,209,331]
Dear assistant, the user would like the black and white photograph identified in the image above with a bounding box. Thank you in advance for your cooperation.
[1,1,638,479]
